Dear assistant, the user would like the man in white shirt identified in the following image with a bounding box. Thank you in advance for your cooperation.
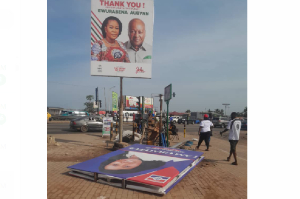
[196,114,214,151]
[220,112,242,165]
[124,18,152,63]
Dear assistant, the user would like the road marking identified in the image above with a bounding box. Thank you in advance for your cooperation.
[218,148,247,161]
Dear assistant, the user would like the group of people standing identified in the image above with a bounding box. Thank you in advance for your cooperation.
[196,112,242,166]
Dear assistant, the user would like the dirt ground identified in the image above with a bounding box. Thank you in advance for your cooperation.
[47,123,247,199]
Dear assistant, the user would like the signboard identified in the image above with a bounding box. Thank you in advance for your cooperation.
[164,84,172,102]
[90,0,154,78]
[125,96,140,110]
[68,144,204,194]
[102,117,113,136]
[140,97,153,109]
[99,111,106,115]
[112,92,118,111]
[93,101,98,108]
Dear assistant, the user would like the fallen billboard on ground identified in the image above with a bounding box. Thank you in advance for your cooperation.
[68,144,204,194]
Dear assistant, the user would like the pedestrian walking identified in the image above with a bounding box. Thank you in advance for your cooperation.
[196,114,213,151]
[220,112,242,165]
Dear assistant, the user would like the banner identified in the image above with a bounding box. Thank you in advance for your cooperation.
[125,95,140,110]
[102,117,113,136]
[140,97,153,109]
[90,0,154,78]
[112,92,118,111]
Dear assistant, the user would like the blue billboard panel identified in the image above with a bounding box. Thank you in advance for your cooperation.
[68,144,204,194]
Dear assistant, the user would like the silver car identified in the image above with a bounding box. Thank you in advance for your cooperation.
[212,116,229,128]
[70,116,116,132]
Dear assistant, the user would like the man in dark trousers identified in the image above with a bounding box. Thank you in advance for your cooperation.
[220,112,242,165]
[196,114,214,151]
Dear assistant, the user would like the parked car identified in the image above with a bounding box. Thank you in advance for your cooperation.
[212,116,229,128]
[171,116,182,123]
[178,118,200,124]
[241,120,247,130]
[70,116,116,132]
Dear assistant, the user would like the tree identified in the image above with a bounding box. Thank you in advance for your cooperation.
[185,109,191,113]
[243,106,247,117]
[86,95,94,101]
[84,95,95,113]
[220,109,224,116]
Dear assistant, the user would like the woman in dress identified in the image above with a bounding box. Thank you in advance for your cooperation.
[91,16,130,62]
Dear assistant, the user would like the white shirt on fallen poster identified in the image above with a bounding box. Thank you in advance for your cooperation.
[126,151,189,162]
[227,120,242,140]
[199,120,213,133]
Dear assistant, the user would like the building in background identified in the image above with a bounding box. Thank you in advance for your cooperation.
[47,107,64,116]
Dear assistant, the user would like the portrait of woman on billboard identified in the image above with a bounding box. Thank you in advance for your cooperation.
[98,151,189,175]
[91,16,130,63]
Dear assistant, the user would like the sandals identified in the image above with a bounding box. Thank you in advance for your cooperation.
[205,149,209,151]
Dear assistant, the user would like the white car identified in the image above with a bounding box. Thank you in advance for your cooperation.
[171,116,181,123]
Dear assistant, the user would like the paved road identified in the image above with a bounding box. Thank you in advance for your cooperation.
[47,121,247,147]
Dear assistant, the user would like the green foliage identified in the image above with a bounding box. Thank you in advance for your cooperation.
[84,95,95,113]
[86,95,94,102]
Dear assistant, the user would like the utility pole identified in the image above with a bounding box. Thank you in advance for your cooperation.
[159,94,163,146]
[95,87,99,114]
[104,87,107,112]
[119,77,123,143]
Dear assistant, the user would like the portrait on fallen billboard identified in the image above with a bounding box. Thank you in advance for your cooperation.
[68,144,204,194]
[90,0,154,78]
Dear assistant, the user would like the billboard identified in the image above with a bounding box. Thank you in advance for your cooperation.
[140,97,153,110]
[125,96,140,110]
[68,144,204,194]
[164,84,172,102]
[102,117,113,136]
[112,91,118,111]
[90,0,154,78]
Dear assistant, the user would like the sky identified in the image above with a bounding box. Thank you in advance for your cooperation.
[47,0,247,114]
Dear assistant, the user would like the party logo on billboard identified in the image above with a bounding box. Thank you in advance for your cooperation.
[145,175,170,183]
[114,67,126,72]
[136,67,145,74]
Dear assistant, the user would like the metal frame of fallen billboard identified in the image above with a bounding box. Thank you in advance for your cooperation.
[68,144,204,194]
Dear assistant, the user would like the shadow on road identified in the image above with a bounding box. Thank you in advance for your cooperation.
[55,138,83,143]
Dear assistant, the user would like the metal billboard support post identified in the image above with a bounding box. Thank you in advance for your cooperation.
[166,100,169,147]
[159,94,163,146]
[119,77,123,143]
[164,84,172,147]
